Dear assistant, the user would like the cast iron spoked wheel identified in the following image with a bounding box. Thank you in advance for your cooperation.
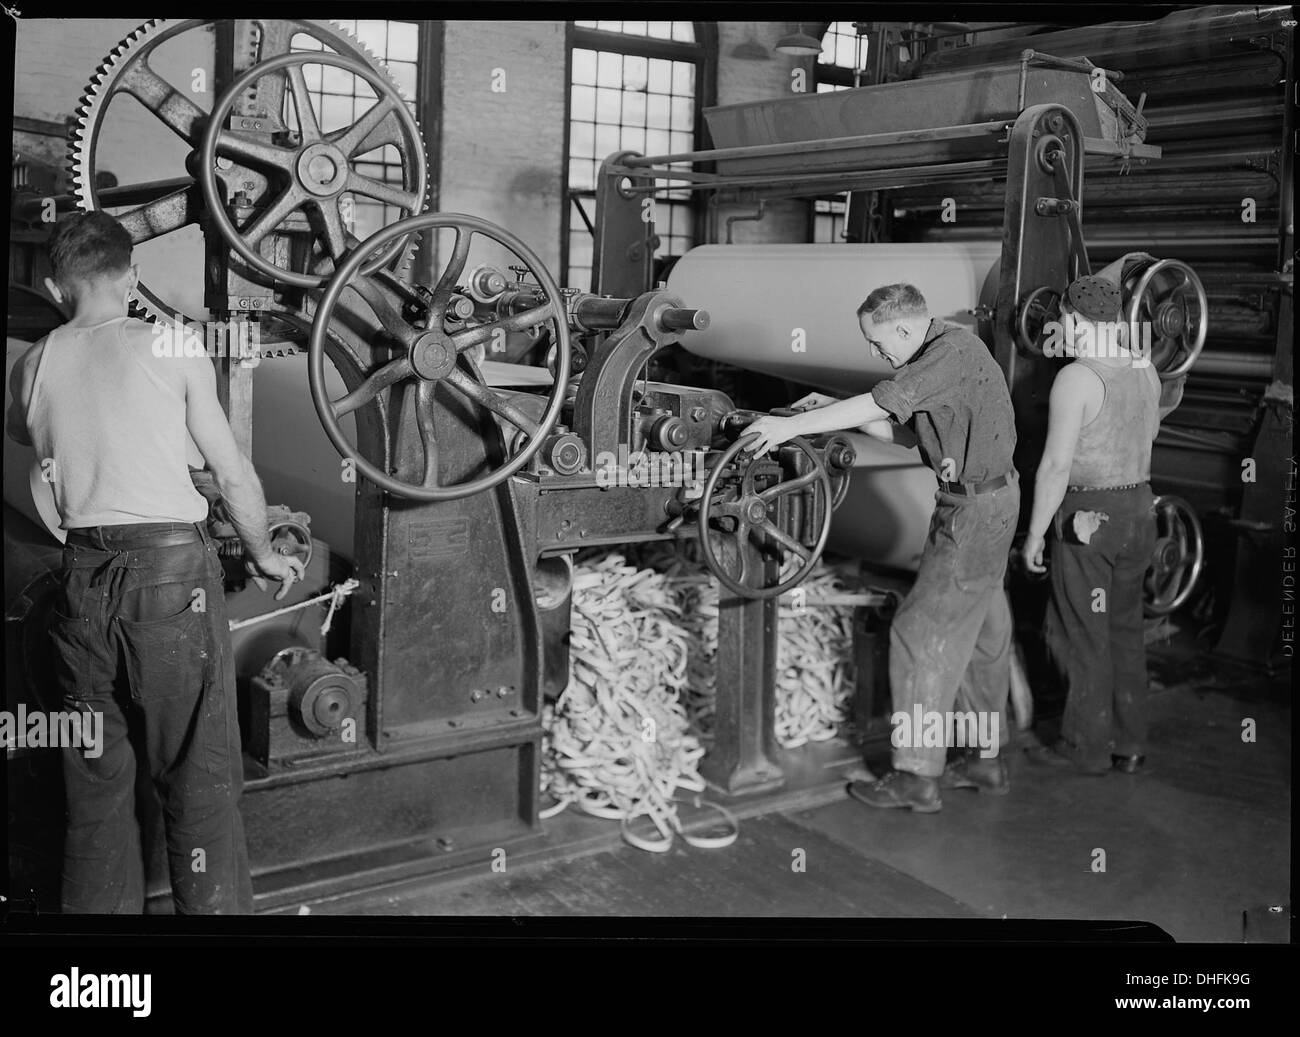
[70,18,426,325]
[1123,259,1208,382]
[308,212,571,501]
[697,433,833,600]
[1144,494,1205,617]
[1016,285,1061,356]
[200,51,426,290]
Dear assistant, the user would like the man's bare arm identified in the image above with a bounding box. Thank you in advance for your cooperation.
[789,391,892,437]
[861,418,919,447]
[5,346,36,447]
[1158,373,1186,421]
[180,355,276,563]
[794,391,917,447]
[1027,365,1096,540]
[746,391,892,455]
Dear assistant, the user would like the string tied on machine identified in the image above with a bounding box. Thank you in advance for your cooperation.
[227,578,360,636]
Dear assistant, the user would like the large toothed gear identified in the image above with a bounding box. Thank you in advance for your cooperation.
[70,18,429,328]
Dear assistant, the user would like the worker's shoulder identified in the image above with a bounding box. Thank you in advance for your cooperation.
[9,334,46,376]
[123,318,214,390]
[933,320,989,354]
[931,321,1000,373]
[1052,360,1105,396]
[121,315,165,345]
[123,317,201,364]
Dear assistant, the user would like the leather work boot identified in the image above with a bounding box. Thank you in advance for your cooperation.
[847,770,942,813]
[940,754,1010,795]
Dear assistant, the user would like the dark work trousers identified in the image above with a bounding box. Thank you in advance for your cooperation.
[1044,484,1158,769]
[49,521,253,914]
[890,477,1020,777]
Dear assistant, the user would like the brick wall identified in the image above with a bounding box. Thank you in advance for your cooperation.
[710,22,816,246]
[435,21,568,277]
[12,19,154,125]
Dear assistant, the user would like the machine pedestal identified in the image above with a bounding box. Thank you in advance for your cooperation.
[700,590,785,796]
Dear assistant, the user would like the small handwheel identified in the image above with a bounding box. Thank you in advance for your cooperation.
[1016,285,1061,356]
[1144,494,1204,616]
[1123,258,1208,381]
[308,212,570,501]
[200,51,427,289]
[697,433,833,600]
[268,517,314,571]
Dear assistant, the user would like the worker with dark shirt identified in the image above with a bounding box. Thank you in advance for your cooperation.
[745,283,1019,812]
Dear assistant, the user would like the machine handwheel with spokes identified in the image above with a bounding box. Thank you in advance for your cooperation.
[199,50,428,289]
[1144,494,1204,616]
[307,212,571,501]
[697,433,834,600]
[1123,258,1208,382]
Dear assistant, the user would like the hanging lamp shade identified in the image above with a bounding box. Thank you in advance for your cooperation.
[774,26,822,56]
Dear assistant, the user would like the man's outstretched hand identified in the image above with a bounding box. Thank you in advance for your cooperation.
[743,415,799,457]
[790,392,839,412]
[247,551,307,601]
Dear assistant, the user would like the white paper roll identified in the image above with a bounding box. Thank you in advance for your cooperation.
[666,242,1001,394]
[828,433,937,572]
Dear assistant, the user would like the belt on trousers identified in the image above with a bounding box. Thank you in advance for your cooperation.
[1066,480,1148,493]
[65,523,205,550]
[937,473,1011,497]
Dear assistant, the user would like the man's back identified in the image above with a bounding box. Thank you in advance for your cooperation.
[24,316,206,529]
[1065,357,1175,488]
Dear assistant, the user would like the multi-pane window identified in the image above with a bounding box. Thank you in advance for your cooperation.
[289,21,421,244]
[813,197,848,243]
[566,22,703,290]
[812,24,867,243]
[578,20,697,41]
[817,21,869,89]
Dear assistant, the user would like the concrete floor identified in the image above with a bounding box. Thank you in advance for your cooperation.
[300,651,1290,940]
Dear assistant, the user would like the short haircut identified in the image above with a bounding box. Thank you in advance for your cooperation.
[47,211,133,285]
[857,283,928,322]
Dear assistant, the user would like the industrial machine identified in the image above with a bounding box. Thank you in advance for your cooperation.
[6,18,857,908]
[7,13,1259,909]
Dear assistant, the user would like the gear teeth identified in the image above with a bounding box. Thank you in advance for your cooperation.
[73,17,429,327]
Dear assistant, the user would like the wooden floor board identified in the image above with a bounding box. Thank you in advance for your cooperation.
[324,811,976,917]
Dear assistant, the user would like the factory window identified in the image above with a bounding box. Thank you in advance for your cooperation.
[577,21,697,42]
[812,24,867,242]
[813,197,849,243]
[565,22,709,290]
[817,22,869,89]
[290,21,422,246]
